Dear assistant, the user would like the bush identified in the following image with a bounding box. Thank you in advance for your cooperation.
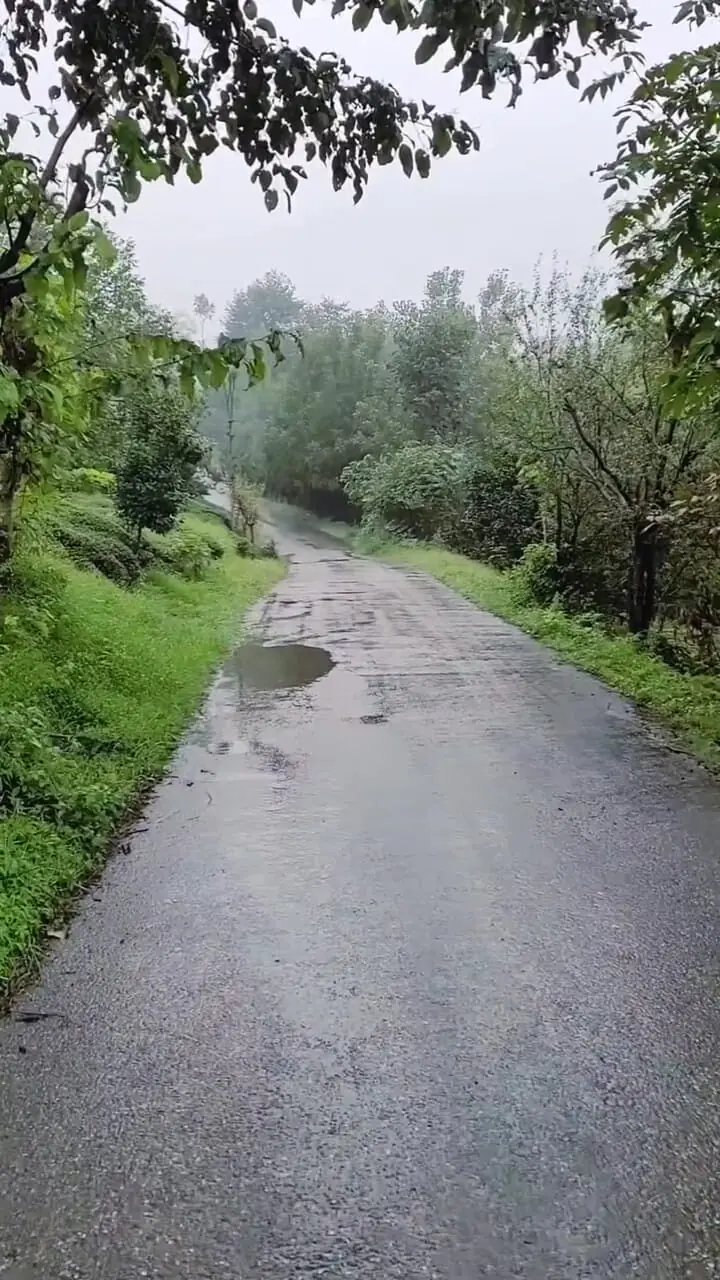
[164,529,213,580]
[47,503,143,584]
[454,455,541,566]
[204,534,225,560]
[342,443,468,541]
[514,542,559,605]
[235,533,278,560]
[61,468,117,496]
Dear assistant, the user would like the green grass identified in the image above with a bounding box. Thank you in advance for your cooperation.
[0,503,285,997]
[381,542,720,772]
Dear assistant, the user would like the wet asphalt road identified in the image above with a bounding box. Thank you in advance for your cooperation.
[2,515,720,1279]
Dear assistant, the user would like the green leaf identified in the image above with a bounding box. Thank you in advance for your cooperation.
[398,143,413,177]
[158,51,180,96]
[415,33,441,64]
[0,376,20,426]
[415,147,431,178]
[432,122,452,157]
[187,159,202,184]
[352,3,373,30]
[24,272,50,302]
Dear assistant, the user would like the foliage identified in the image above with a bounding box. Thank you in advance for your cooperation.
[222,272,304,342]
[62,467,117,496]
[343,442,468,540]
[115,382,205,547]
[0,504,284,994]
[392,268,478,443]
[455,454,541,566]
[513,541,560,605]
[600,4,720,416]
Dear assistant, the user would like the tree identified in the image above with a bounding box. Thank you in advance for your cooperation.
[600,4,720,415]
[223,273,304,341]
[115,382,204,551]
[193,293,216,346]
[392,268,478,444]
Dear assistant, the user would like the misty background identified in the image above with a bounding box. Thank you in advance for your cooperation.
[119,0,687,330]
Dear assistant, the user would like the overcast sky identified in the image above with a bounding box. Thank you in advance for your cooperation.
[119,2,702,324]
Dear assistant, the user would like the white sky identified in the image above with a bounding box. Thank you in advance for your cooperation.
[115,1,706,320]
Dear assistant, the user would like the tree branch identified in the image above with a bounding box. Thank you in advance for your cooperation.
[563,395,632,507]
[0,98,94,283]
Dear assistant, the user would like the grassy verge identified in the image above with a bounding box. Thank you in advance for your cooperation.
[0,501,284,998]
[380,542,720,771]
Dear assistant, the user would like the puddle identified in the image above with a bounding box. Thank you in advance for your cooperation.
[226,642,335,691]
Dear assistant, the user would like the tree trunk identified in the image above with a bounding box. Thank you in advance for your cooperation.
[628,522,659,635]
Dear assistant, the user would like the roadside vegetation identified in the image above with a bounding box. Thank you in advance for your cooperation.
[0,495,283,996]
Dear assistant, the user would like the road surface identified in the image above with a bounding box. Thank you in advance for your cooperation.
[2,515,720,1278]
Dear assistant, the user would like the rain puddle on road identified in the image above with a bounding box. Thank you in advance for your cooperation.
[225,642,335,692]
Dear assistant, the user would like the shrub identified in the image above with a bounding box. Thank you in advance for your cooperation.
[203,534,225,560]
[454,455,541,566]
[342,443,467,541]
[165,529,213,580]
[47,504,143,584]
[62,468,117,496]
[514,542,559,605]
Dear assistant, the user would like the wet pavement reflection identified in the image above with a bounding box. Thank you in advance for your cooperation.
[225,641,335,692]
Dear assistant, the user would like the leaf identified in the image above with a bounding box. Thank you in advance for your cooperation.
[264,188,279,211]
[432,122,452,158]
[244,0,258,15]
[415,33,441,64]
[158,51,180,96]
[5,112,19,138]
[566,69,580,89]
[398,142,413,177]
[256,16,277,36]
[292,0,302,12]
[0,376,20,426]
[187,159,202,184]
[352,2,373,29]
[415,147,431,178]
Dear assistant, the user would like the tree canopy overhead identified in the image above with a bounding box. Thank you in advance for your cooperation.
[2,0,646,228]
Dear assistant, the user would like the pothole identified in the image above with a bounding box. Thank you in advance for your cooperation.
[226,642,335,691]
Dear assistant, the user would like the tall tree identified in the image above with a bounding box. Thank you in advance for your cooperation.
[392,269,478,443]
[193,293,216,346]
[600,3,720,415]
[222,272,303,340]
